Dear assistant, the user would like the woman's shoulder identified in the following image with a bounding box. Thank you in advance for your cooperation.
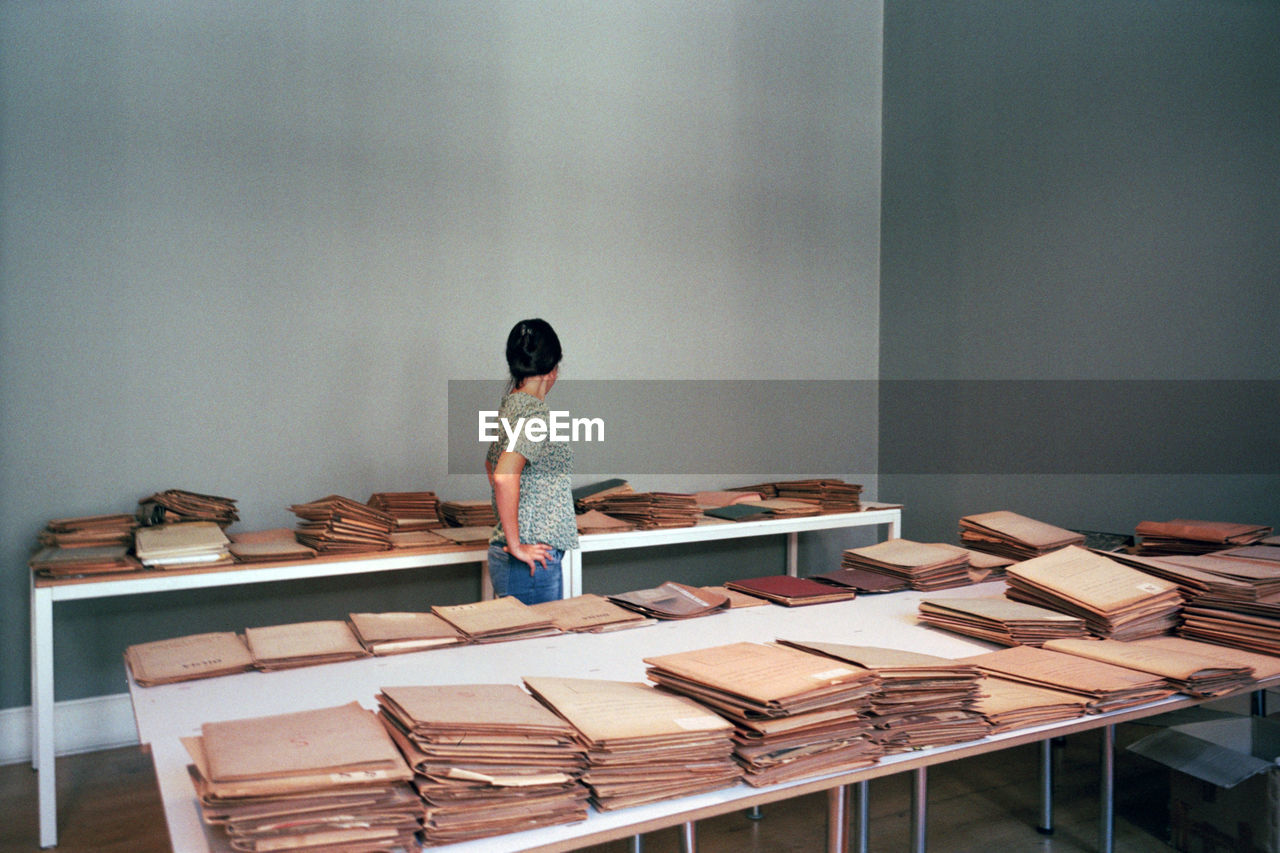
[499,391,549,417]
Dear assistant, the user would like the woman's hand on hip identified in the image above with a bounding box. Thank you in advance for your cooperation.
[505,541,552,575]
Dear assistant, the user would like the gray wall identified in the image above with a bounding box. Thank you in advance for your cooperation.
[0,2,884,708]
[879,0,1280,540]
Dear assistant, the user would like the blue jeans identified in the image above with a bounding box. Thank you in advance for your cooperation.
[487,543,564,604]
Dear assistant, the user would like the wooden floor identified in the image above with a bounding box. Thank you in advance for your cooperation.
[2,727,1179,853]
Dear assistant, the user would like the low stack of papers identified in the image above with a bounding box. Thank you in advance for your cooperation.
[184,702,419,852]
[693,490,764,509]
[574,509,634,535]
[723,575,857,606]
[961,645,1176,713]
[438,499,497,528]
[227,528,317,563]
[643,642,882,786]
[243,620,370,670]
[917,597,1090,646]
[347,612,467,655]
[524,677,740,810]
[137,489,238,527]
[530,594,654,632]
[608,582,730,619]
[959,510,1085,561]
[1005,546,1183,640]
[773,479,863,513]
[811,567,910,594]
[289,495,396,553]
[1136,635,1280,682]
[779,642,989,751]
[125,632,254,686]
[377,685,589,844]
[572,479,633,513]
[1179,595,1280,656]
[29,544,140,578]
[1041,637,1255,699]
[387,528,455,551]
[840,539,973,591]
[1135,518,1272,555]
[974,677,1090,733]
[432,526,492,548]
[134,521,232,569]
[38,513,138,548]
[588,492,701,529]
[738,498,822,518]
[368,491,443,530]
[432,597,561,643]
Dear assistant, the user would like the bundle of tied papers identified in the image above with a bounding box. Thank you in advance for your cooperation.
[183,701,419,853]
[642,641,883,787]
[377,684,589,845]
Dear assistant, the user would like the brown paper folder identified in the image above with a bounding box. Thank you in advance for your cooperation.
[608,582,730,619]
[975,676,1090,732]
[917,596,1090,646]
[961,645,1175,713]
[432,596,561,642]
[530,594,653,632]
[1041,637,1254,698]
[959,510,1085,560]
[347,612,466,655]
[723,575,857,606]
[244,620,369,670]
[125,631,254,686]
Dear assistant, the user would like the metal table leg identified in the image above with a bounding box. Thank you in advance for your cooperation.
[679,820,696,853]
[855,780,870,853]
[910,767,927,853]
[828,785,850,853]
[1038,737,1054,834]
[1099,724,1115,853]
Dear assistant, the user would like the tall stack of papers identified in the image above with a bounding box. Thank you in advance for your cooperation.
[289,495,396,553]
[524,677,740,810]
[377,685,589,844]
[917,597,1090,646]
[530,594,654,632]
[134,521,232,569]
[125,632,254,686]
[137,489,238,527]
[437,499,497,528]
[368,491,443,530]
[1041,638,1255,699]
[959,511,1085,561]
[589,492,701,529]
[1004,546,1182,640]
[243,620,370,670]
[973,677,1090,732]
[840,539,973,591]
[779,642,989,751]
[1135,518,1272,555]
[961,645,1176,712]
[347,612,467,655]
[184,702,418,852]
[608,582,730,620]
[432,597,561,643]
[773,479,863,513]
[643,642,882,786]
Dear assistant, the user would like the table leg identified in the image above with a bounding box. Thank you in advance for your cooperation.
[786,532,799,577]
[855,780,870,853]
[887,511,901,539]
[827,784,850,853]
[679,821,696,853]
[1038,738,1054,834]
[1099,724,1114,853]
[562,548,581,598]
[32,584,57,847]
[1253,689,1267,717]
[910,767,927,853]
[481,558,494,601]
[630,834,643,853]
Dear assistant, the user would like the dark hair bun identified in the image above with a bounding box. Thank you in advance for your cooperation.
[506,318,562,384]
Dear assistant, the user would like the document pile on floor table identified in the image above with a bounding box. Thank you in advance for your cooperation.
[779,642,990,751]
[290,494,396,553]
[347,612,467,655]
[378,684,589,845]
[530,593,654,632]
[972,676,1089,732]
[959,510,1085,561]
[524,676,741,810]
[643,641,882,786]
[437,499,497,528]
[1041,637,1255,698]
[432,596,561,643]
[916,596,1089,646]
[1134,518,1272,555]
[960,645,1176,713]
[367,491,443,530]
[184,701,419,853]
[1004,546,1182,640]
[840,539,973,591]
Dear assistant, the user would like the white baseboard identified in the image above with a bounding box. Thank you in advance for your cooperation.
[0,693,139,766]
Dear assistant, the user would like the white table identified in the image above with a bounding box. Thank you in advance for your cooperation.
[126,581,1257,853]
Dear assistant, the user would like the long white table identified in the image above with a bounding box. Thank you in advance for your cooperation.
[32,502,901,847]
[126,581,1258,853]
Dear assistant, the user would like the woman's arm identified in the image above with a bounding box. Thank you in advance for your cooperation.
[491,450,552,575]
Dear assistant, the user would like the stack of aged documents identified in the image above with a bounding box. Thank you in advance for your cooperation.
[290,495,396,553]
[840,539,972,591]
[184,702,419,852]
[1005,546,1182,640]
[377,684,589,844]
[811,567,910,594]
[973,677,1090,732]
[1135,635,1280,682]
[524,677,740,810]
[137,488,239,527]
[1180,598,1280,655]
[438,499,497,528]
[1041,638,1255,699]
[779,642,989,751]
[693,490,764,509]
[38,512,138,548]
[917,596,1090,646]
[125,632,254,686]
[960,645,1176,712]
[589,491,701,529]
[723,575,857,606]
[773,479,863,513]
[432,597,561,643]
[1135,518,1272,555]
[530,594,654,632]
[431,526,492,548]
[608,582,730,619]
[575,509,635,534]
[29,543,140,578]
[643,642,882,786]
[347,612,467,655]
[227,528,317,563]
[244,620,370,670]
[959,510,1085,561]
[134,521,232,569]
[572,478,633,512]
[368,491,443,530]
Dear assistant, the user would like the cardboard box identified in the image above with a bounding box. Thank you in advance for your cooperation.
[1129,716,1280,853]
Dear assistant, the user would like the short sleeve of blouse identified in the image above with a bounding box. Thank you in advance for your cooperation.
[496,393,548,463]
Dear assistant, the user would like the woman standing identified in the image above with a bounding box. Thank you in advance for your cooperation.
[484,318,579,603]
